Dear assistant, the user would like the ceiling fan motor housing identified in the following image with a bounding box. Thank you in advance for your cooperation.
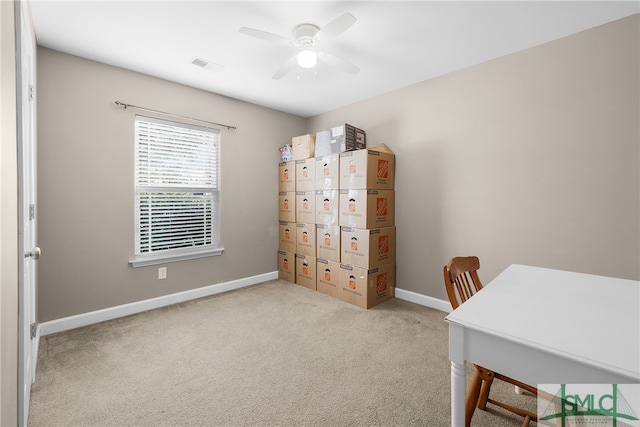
[292,23,320,47]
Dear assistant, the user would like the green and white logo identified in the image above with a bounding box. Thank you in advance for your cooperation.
[538,384,639,426]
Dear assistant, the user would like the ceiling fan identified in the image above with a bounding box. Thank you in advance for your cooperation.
[239,12,360,80]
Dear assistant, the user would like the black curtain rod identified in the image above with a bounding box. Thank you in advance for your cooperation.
[114,101,237,130]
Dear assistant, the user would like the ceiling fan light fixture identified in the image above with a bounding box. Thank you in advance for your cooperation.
[297,49,317,69]
[240,13,358,79]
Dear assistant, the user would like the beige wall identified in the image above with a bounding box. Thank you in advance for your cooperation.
[1,0,18,424]
[308,14,640,299]
[37,48,306,321]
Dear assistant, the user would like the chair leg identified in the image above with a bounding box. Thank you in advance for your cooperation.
[475,367,495,410]
[477,379,492,410]
[465,370,483,427]
[468,367,538,425]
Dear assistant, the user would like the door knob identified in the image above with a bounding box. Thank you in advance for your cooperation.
[25,247,41,260]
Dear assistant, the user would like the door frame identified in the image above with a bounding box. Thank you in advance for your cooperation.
[16,1,37,425]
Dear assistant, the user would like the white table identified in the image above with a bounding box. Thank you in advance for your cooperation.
[445,264,640,426]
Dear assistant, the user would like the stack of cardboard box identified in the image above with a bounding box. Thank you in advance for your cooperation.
[277,134,313,285]
[277,125,396,309]
[335,144,396,308]
[277,158,297,284]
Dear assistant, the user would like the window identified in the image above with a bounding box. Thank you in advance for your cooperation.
[130,115,223,267]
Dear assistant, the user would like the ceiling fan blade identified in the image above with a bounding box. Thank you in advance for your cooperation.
[239,27,290,45]
[313,13,357,44]
[272,54,298,80]
[317,51,359,75]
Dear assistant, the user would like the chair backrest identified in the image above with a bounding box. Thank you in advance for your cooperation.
[443,256,483,310]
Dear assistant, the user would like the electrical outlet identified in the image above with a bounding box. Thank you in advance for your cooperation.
[158,267,167,280]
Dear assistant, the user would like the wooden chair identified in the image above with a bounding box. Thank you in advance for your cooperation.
[443,256,538,427]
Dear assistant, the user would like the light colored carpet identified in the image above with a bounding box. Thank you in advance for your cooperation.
[28,280,537,426]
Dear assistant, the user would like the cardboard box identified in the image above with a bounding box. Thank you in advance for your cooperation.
[277,250,295,283]
[330,124,366,153]
[341,226,396,269]
[295,191,316,224]
[295,158,316,191]
[316,224,341,262]
[314,130,333,157]
[295,254,316,290]
[315,153,340,190]
[278,221,297,253]
[315,125,365,157]
[316,258,340,299]
[315,189,339,226]
[278,161,295,192]
[339,145,395,190]
[292,134,316,160]
[296,223,316,257]
[278,191,295,222]
[338,263,395,309]
[339,189,395,229]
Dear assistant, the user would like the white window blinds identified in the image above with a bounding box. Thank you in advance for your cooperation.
[134,115,221,261]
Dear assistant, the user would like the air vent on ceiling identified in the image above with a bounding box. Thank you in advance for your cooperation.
[191,57,224,72]
[192,57,208,67]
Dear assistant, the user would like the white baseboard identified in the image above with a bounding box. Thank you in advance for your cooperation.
[395,287,452,313]
[39,272,450,336]
[32,325,41,383]
[39,271,278,336]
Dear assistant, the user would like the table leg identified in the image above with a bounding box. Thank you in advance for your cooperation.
[451,360,466,427]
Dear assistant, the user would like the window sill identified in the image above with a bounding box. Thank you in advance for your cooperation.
[129,247,224,268]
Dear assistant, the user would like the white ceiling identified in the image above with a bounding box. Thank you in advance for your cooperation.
[29,1,639,118]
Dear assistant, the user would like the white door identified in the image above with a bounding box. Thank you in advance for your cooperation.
[17,1,37,426]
